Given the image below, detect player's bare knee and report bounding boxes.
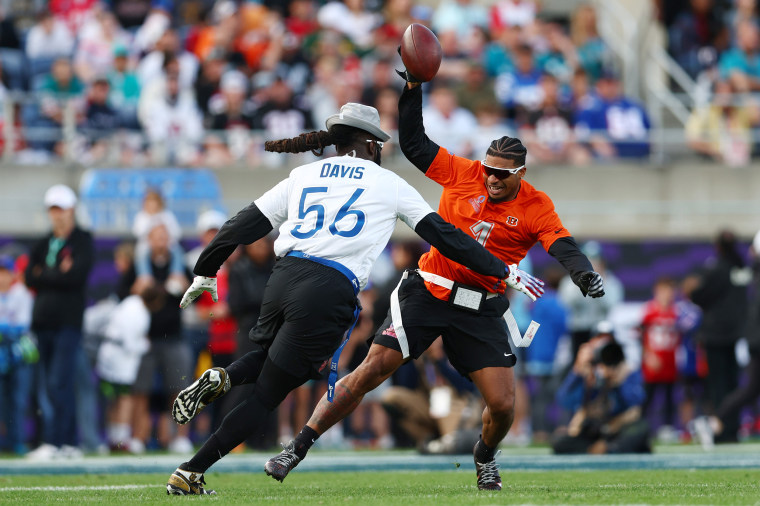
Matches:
[487,396,515,423]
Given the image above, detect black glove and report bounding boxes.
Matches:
[578,271,605,298]
[395,46,421,84]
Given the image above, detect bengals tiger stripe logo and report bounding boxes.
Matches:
[506,216,518,226]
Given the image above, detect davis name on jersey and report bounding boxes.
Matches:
[254,154,434,289]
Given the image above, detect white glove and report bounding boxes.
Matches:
[179,276,217,308]
[504,264,545,302]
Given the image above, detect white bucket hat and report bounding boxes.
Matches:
[325,103,390,142]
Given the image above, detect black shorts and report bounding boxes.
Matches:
[249,256,357,380]
[373,271,516,378]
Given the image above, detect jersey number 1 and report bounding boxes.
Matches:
[291,187,366,239]
[470,220,494,246]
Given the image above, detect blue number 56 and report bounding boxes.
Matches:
[291,187,366,239]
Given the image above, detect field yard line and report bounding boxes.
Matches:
[0,485,153,492]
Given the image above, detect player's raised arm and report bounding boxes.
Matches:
[397,83,440,173]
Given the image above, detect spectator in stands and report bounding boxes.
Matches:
[108,44,141,129]
[360,59,396,109]
[79,76,119,163]
[137,28,199,90]
[559,241,624,360]
[119,222,192,454]
[525,266,567,443]
[670,0,726,79]
[208,70,255,139]
[495,43,544,117]
[49,0,99,35]
[718,20,760,92]
[421,86,477,157]
[138,58,204,165]
[194,49,227,118]
[0,255,35,455]
[574,69,651,160]
[431,0,488,43]
[519,73,588,165]
[685,79,759,167]
[74,10,129,83]
[689,229,751,443]
[252,77,314,143]
[483,24,520,77]
[25,185,94,460]
[553,339,650,454]
[570,4,609,83]
[37,58,85,153]
[317,0,381,51]
[452,62,495,114]
[489,0,538,35]
[469,100,515,160]
[536,23,577,84]
[25,11,75,63]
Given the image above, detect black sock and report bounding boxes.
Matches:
[474,436,496,462]
[186,395,273,472]
[293,426,319,459]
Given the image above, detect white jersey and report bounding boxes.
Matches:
[255,155,434,289]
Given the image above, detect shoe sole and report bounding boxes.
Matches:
[172,370,220,425]
[264,462,286,482]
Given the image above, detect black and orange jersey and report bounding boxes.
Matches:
[418,147,570,301]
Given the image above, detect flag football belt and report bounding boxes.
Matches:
[285,251,361,402]
[390,270,540,358]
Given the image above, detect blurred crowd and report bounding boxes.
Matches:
[1,183,760,457]
[665,0,760,166]
[0,0,664,167]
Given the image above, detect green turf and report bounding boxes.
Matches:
[1,470,759,505]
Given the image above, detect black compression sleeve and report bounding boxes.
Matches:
[193,203,274,277]
[547,236,594,287]
[398,84,440,173]
[414,213,506,278]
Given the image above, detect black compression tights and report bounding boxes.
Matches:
[225,348,268,386]
[185,357,307,473]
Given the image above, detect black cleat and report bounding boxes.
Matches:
[172,367,230,425]
[166,468,216,495]
[473,442,502,491]
[265,441,302,482]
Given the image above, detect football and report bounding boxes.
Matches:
[399,23,442,82]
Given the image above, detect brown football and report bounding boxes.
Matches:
[399,23,442,82]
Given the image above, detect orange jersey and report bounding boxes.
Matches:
[418,148,571,301]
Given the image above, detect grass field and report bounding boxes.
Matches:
[1,469,759,505]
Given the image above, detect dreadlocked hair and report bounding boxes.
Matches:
[486,136,527,166]
[264,125,365,156]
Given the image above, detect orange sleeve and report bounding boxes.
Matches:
[425,147,480,188]
[532,196,571,251]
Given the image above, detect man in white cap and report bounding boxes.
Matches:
[24,184,94,460]
[164,102,539,494]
